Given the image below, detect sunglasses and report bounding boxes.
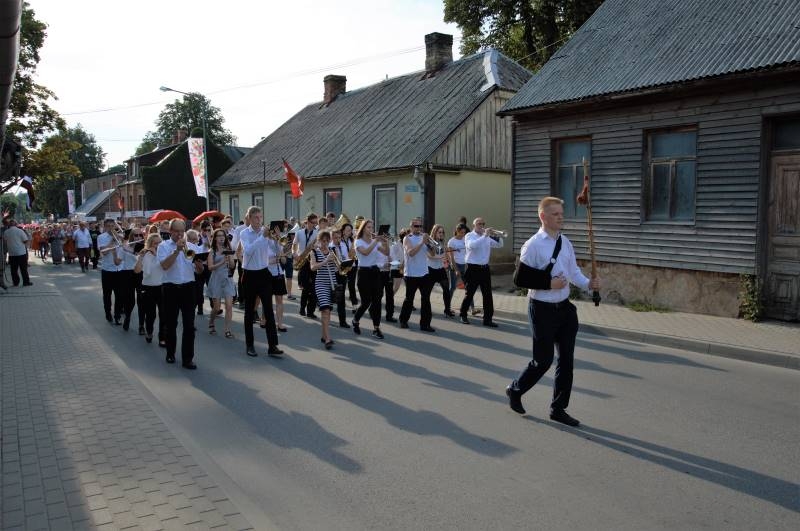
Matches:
[412,224,422,228]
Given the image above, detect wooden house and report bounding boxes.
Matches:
[500,0,800,319]
[212,33,531,262]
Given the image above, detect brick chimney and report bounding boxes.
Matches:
[323,75,347,105]
[425,32,453,74]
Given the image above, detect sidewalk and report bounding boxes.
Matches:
[0,269,256,529]
[403,274,800,370]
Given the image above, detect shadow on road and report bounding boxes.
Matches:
[527,417,799,512]
[576,336,726,372]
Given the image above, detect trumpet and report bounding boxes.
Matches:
[424,234,444,254]
[486,229,508,238]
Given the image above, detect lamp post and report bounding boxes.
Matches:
[159,86,210,210]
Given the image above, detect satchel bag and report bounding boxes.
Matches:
[513,235,562,290]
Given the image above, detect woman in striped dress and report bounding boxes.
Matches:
[310,230,338,349]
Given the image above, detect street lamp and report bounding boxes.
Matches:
[159,85,210,210]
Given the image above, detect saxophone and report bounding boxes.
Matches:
[293,232,317,270]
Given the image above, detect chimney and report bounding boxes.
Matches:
[425,32,453,74]
[323,75,347,105]
[177,127,188,143]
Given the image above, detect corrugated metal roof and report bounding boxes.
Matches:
[75,189,114,216]
[502,0,800,113]
[214,50,531,189]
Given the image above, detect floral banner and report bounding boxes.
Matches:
[188,138,207,198]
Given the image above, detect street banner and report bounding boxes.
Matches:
[67,189,75,215]
[188,137,207,198]
[127,210,144,218]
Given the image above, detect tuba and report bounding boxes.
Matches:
[333,213,351,231]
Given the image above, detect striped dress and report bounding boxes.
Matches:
[313,248,339,310]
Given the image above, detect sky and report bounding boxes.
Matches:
[31,0,463,170]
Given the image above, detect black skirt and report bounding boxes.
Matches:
[271,274,288,296]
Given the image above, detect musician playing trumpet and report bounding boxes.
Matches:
[398,217,436,333]
[330,228,351,328]
[97,218,124,325]
[459,217,503,327]
[352,219,390,339]
[426,224,454,318]
[292,213,319,319]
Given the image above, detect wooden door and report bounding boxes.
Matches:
[765,154,800,321]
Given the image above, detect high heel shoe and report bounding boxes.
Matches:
[324,339,334,350]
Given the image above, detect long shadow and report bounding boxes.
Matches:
[187,366,362,473]
[331,342,506,405]
[576,336,726,372]
[527,418,800,512]
[274,356,518,458]
[389,332,615,400]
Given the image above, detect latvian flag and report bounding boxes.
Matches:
[282,159,304,199]
[20,176,35,210]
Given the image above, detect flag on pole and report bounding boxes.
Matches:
[20,176,34,210]
[187,138,207,198]
[282,159,304,198]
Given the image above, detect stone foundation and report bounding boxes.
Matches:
[577,261,742,317]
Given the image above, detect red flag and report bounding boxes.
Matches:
[282,159,304,199]
[20,176,34,210]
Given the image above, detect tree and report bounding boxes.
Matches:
[1,193,31,222]
[22,135,81,217]
[6,3,65,150]
[135,93,236,156]
[63,124,105,181]
[443,0,603,71]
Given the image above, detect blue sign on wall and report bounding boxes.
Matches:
[405,184,419,192]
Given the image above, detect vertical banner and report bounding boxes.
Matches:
[188,137,207,198]
[67,189,75,215]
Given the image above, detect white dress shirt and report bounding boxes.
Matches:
[427,240,446,270]
[389,241,404,270]
[520,228,590,303]
[141,252,164,286]
[447,237,466,265]
[157,238,195,284]
[355,238,382,267]
[464,231,503,265]
[97,232,121,272]
[73,228,92,248]
[266,238,282,276]
[403,234,428,278]
[239,226,270,270]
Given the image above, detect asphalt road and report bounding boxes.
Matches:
[53,266,799,530]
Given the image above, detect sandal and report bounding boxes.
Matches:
[277,326,288,332]
[208,322,217,335]
[224,330,234,339]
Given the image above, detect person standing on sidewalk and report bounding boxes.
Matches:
[72,221,92,272]
[157,219,200,369]
[505,197,601,427]
[2,219,32,287]
[459,217,503,327]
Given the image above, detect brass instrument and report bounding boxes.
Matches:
[329,243,354,275]
[424,234,444,254]
[333,213,351,230]
[293,232,317,270]
[486,229,508,238]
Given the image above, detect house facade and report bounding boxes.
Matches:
[213,33,531,263]
[501,0,800,319]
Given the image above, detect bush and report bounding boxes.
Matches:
[738,274,763,322]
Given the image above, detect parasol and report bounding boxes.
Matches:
[148,210,186,223]
[193,210,225,224]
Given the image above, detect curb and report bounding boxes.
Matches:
[492,308,800,371]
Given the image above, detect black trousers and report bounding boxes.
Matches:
[298,262,318,314]
[140,284,164,340]
[119,270,138,325]
[381,270,395,318]
[513,299,579,412]
[243,268,279,349]
[399,275,433,327]
[346,265,358,304]
[76,247,90,270]
[354,266,382,327]
[428,267,452,312]
[335,274,348,325]
[459,264,494,322]
[161,282,196,363]
[101,270,123,320]
[8,254,30,286]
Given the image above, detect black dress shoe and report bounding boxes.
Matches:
[506,385,525,414]
[267,346,284,358]
[122,319,130,331]
[420,326,436,333]
[22,282,33,287]
[307,313,318,320]
[483,322,499,328]
[324,340,334,350]
[372,329,384,339]
[399,321,409,329]
[444,310,455,318]
[114,319,122,326]
[106,314,113,323]
[299,310,306,317]
[138,326,145,336]
[339,322,350,329]
[352,321,361,335]
[246,346,258,357]
[277,326,288,332]
[385,316,398,323]
[550,409,580,427]
[459,315,470,325]
[182,362,197,370]
[166,355,176,364]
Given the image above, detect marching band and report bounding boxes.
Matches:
[94,207,510,364]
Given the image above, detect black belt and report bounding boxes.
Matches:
[467,263,490,268]
[359,265,379,270]
[244,267,269,272]
[163,281,193,287]
[532,299,569,309]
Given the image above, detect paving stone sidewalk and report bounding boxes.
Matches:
[0,280,254,530]
[401,275,800,369]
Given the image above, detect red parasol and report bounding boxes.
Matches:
[193,210,224,224]
[148,210,186,223]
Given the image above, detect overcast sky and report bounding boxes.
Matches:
[32,0,462,170]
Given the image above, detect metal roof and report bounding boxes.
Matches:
[75,189,114,216]
[502,0,800,113]
[213,50,531,189]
